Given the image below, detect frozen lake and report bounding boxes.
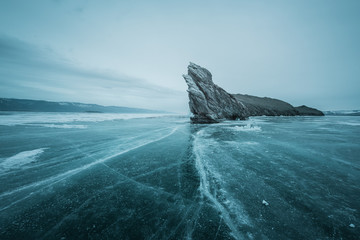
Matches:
[0,112,359,239]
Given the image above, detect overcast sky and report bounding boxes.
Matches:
[1,0,359,112]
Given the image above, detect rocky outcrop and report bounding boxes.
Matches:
[183,63,324,123]
[183,63,249,123]
[295,105,325,116]
[233,94,299,116]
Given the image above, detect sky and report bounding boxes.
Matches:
[0,0,359,112]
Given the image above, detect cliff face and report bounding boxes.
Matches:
[183,63,249,123]
[183,63,324,123]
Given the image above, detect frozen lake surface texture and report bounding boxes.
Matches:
[0,112,359,239]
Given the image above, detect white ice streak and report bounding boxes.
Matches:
[229,124,261,132]
[0,127,179,207]
[225,141,259,146]
[193,129,251,240]
[26,124,87,129]
[336,121,360,126]
[0,112,172,126]
[0,148,46,170]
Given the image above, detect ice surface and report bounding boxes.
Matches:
[0,115,359,239]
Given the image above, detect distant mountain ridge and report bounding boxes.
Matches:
[0,98,164,113]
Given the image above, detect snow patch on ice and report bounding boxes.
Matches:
[336,121,360,126]
[26,124,87,129]
[0,148,46,169]
[229,124,261,132]
[224,141,259,147]
[241,141,259,145]
[0,112,172,126]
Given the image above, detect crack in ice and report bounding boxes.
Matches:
[0,127,179,211]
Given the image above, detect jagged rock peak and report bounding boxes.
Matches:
[183,62,248,123]
[187,62,213,85]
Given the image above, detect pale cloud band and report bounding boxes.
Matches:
[0,35,187,112]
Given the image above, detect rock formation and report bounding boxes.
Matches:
[183,63,249,123]
[183,62,324,123]
[295,105,324,116]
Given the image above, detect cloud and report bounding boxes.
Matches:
[0,35,187,112]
